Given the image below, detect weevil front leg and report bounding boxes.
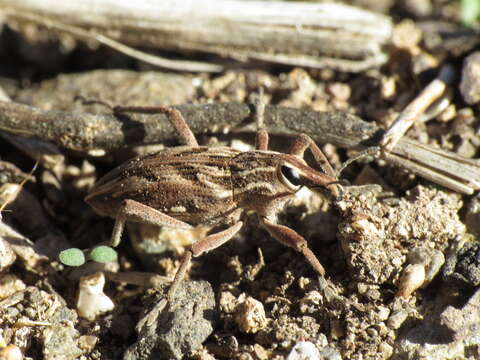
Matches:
[288,134,342,197]
[261,217,326,276]
[288,134,336,178]
[113,105,199,147]
[110,199,193,247]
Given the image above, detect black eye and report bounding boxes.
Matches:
[280,165,302,189]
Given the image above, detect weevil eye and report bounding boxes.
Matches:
[279,165,302,191]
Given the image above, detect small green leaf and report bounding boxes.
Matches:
[90,246,118,263]
[59,248,86,267]
[461,0,480,27]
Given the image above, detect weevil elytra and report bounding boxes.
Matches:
[85,99,341,305]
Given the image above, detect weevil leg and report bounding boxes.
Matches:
[110,199,193,247]
[167,221,243,301]
[254,88,269,151]
[288,134,336,178]
[288,134,342,197]
[113,105,199,147]
[260,217,326,276]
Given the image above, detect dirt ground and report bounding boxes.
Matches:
[0,1,480,359]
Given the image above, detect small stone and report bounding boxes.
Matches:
[377,306,391,322]
[440,288,480,341]
[437,104,456,122]
[78,335,98,352]
[460,52,480,104]
[76,272,114,320]
[0,275,26,299]
[192,349,216,360]
[238,353,254,360]
[42,325,83,360]
[424,250,445,285]
[124,280,216,360]
[396,263,426,297]
[388,310,408,329]
[327,83,351,101]
[443,240,480,286]
[465,194,480,236]
[219,291,237,313]
[234,296,267,334]
[252,344,269,360]
[378,342,394,358]
[0,237,16,272]
[381,76,396,100]
[286,341,320,360]
[0,344,23,360]
[128,222,209,263]
[392,20,422,50]
[401,0,432,17]
[299,291,322,314]
[365,288,381,301]
[317,346,342,360]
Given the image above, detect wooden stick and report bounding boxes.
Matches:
[1,0,392,72]
[0,100,478,194]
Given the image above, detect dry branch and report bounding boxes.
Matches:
[0,100,478,194]
[0,0,392,72]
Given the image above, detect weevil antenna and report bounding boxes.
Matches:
[336,146,381,178]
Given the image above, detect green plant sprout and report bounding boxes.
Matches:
[90,246,118,263]
[461,0,480,27]
[59,246,118,267]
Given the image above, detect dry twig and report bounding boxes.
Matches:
[0,100,478,194]
[0,0,392,72]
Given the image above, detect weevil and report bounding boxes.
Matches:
[85,99,341,305]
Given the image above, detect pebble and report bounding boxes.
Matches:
[396,263,426,297]
[401,0,432,17]
[76,272,114,320]
[377,306,391,322]
[0,344,23,360]
[0,237,15,272]
[378,342,394,358]
[286,341,320,360]
[443,239,480,286]
[124,280,216,360]
[388,310,409,329]
[299,291,322,314]
[234,296,267,334]
[42,325,83,360]
[0,275,26,299]
[460,52,480,104]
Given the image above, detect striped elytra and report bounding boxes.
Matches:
[85,145,323,226]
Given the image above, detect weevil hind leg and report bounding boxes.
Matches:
[112,105,199,147]
[110,199,193,247]
[260,217,326,276]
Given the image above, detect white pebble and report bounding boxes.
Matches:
[76,272,114,320]
[396,263,425,298]
[286,341,320,360]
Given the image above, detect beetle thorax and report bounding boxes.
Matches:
[230,151,297,212]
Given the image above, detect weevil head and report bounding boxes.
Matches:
[230,151,339,213]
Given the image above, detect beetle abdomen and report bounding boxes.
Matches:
[85,146,240,224]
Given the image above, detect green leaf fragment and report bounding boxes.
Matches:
[461,0,480,27]
[90,246,118,263]
[59,248,86,267]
